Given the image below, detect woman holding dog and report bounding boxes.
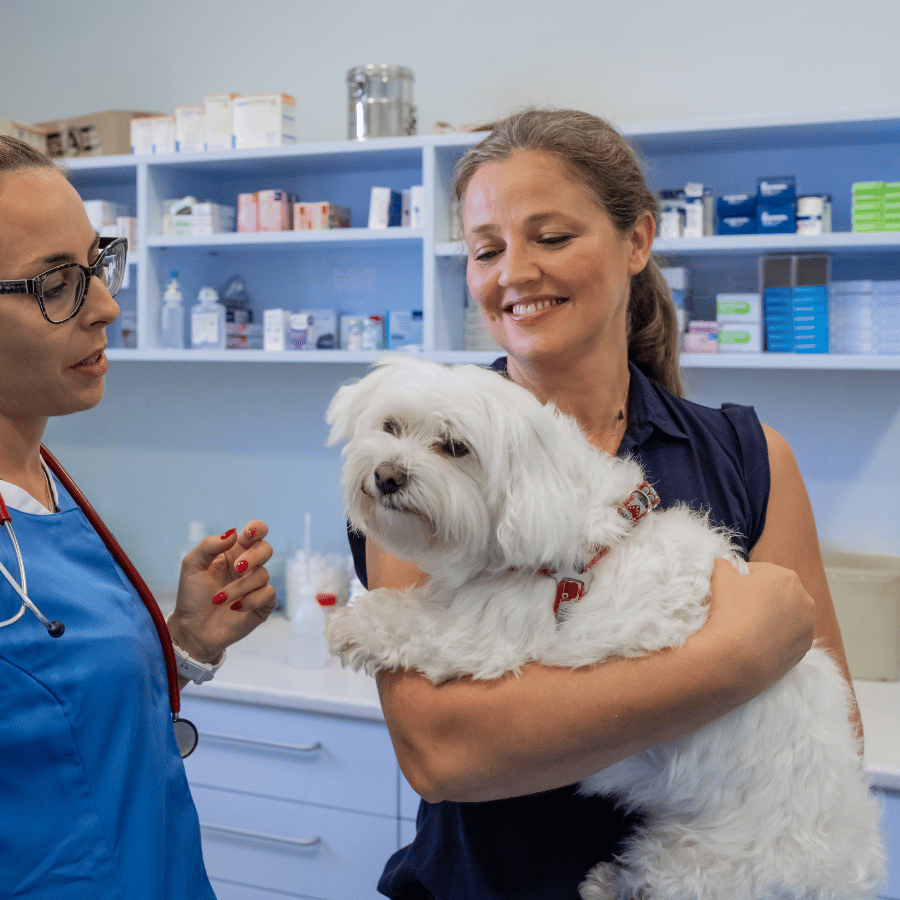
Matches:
[0,136,276,898]
[358,109,856,899]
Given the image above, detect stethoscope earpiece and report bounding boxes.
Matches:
[47,621,65,638]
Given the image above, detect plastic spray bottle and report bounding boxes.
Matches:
[191,286,226,350]
[160,272,185,349]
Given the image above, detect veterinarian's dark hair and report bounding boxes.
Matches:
[454,108,682,397]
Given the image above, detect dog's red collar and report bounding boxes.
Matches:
[541,481,660,617]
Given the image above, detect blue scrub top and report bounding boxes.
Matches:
[0,477,214,899]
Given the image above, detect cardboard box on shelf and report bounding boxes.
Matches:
[37,110,162,157]
[0,121,49,154]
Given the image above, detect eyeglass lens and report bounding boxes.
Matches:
[40,243,125,323]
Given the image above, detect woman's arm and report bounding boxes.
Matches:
[372,541,815,803]
[750,424,859,732]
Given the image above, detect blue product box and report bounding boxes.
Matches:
[757,203,797,234]
[717,215,756,236]
[717,193,756,218]
[757,176,796,204]
[794,337,829,353]
[387,310,424,349]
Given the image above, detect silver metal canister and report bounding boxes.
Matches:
[347,64,416,140]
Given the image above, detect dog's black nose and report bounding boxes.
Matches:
[374,463,408,495]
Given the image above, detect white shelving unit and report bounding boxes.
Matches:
[64,114,900,371]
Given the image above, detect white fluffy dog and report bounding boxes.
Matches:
[325,355,884,900]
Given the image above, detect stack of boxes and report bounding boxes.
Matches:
[716,294,762,352]
[131,93,297,155]
[829,280,900,354]
[852,182,900,233]
[756,177,797,235]
[762,255,829,353]
[162,199,236,236]
[717,193,757,236]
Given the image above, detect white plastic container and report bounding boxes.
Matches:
[191,286,226,350]
[289,587,331,669]
[159,273,185,349]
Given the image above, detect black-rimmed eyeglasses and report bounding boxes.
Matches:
[0,236,128,324]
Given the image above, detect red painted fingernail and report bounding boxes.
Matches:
[248,529,258,538]
[212,592,228,605]
[220,528,236,540]
[230,601,243,611]
[235,559,249,574]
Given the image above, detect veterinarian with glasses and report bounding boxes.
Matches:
[352,109,856,900]
[0,136,277,899]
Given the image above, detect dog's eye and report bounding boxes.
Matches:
[441,438,470,458]
[383,419,400,436]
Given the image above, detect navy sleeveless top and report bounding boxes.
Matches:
[348,361,770,900]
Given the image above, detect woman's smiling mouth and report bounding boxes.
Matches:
[508,297,568,317]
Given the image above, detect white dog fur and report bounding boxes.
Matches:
[325,355,884,900]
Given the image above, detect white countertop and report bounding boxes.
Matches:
[178,609,900,792]
[182,614,384,722]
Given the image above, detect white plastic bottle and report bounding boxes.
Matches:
[160,272,185,349]
[289,586,331,669]
[191,286,226,350]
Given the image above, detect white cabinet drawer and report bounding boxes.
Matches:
[878,789,900,899]
[209,877,318,900]
[193,784,395,900]
[182,696,398,816]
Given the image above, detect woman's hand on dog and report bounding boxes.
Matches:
[704,558,815,701]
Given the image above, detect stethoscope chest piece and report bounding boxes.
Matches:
[173,715,199,759]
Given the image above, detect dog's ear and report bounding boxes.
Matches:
[326,380,365,446]
[493,399,579,569]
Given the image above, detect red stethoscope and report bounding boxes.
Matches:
[0,446,198,757]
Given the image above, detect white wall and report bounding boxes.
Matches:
[2,0,899,136]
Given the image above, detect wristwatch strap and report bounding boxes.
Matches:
[171,639,226,684]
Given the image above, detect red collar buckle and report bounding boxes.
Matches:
[541,480,659,619]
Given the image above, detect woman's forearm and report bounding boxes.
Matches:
[379,561,814,803]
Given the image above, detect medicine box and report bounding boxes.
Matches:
[757,204,796,234]
[387,310,424,349]
[130,118,154,155]
[82,200,131,228]
[717,215,756,236]
[718,323,762,353]
[716,194,756,218]
[293,202,351,230]
[757,176,796,204]
[237,193,258,233]
[175,106,206,152]
[257,190,292,232]
[150,116,176,154]
[716,293,762,323]
[205,93,239,151]
[232,93,296,149]
[368,187,402,228]
[263,309,291,351]
[296,310,338,349]
[410,185,425,228]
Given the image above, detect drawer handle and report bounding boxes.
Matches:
[200,821,321,850]
[199,730,323,754]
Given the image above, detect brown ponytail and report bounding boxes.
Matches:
[454,108,683,396]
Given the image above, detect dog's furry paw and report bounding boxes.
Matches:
[323,607,366,669]
[579,862,624,900]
